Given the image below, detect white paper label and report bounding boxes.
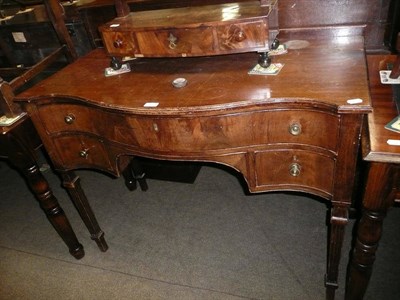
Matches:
[12,32,27,43]
[346,98,363,104]
[387,139,400,146]
[143,102,159,107]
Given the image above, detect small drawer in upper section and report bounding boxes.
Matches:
[37,103,103,135]
[101,32,138,56]
[99,1,279,58]
[260,110,340,151]
[134,27,215,57]
[216,21,268,51]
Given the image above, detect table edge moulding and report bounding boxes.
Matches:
[15,26,371,300]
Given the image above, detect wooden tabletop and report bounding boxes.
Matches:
[15,34,371,115]
[363,55,400,163]
[99,1,273,30]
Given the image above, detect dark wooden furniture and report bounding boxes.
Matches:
[0,0,90,259]
[99,0,279,61]
[0,112,85,259]
[346,55,400,300]
[15,28,371,299]
[389,34,400,79]
[0,0,91,78]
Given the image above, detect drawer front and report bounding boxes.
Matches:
[254,149,335,194]
[216,21,268,51]
[259,110,339,150]
[101,31,138,56]
[52,135,113,171]
[38,103,102,134]
[38,104,339,154]
[116,110,339,153]
[135,27,214,57]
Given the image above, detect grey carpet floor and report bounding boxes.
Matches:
[0,158,399,300]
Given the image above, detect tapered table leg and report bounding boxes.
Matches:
[325,205,349,300]
[60,170,108,252]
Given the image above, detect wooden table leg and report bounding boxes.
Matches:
[1,118,84,259]
[345,162,395,299]
[18,160,85,259]
[61,171,109,252]
[325,205,349,300]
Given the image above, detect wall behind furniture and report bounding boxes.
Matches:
[278,0,392,52]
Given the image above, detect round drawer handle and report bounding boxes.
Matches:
[167,33,178,49]
[79,149,89,159]
[289,123,302,136]
[64,114,75,125]
[234,30,246,42]
[113,39,123,48]
[289,163,301,177]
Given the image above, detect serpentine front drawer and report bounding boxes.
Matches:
[37,103,339,153]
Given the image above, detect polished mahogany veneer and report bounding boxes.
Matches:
[15,31,371,299]
[99,1,279,58]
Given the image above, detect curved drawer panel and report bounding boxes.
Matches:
[254,149,335,195]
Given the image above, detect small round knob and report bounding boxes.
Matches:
[64,114,75,125]
[289,123,302,136]
[289,163,301,177]
[234,30,246,42]
[167,33,178,49]
[113,39,123,48]
[79,149,89,158]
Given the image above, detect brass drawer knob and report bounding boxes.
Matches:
[64,113,75,125]
[289,123,302,136]
[113,39,123,48]
[167,33,178,49]
[79,149,89,159]
[289,163,301,177]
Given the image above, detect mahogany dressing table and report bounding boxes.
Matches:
[346,55,400,300]
[15,28,371,299]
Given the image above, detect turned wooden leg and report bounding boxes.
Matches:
[60,171,108,252]
[345,163,394,300]
[20,162,85,259]
[326,205,349,300]
[2,118,84,259]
